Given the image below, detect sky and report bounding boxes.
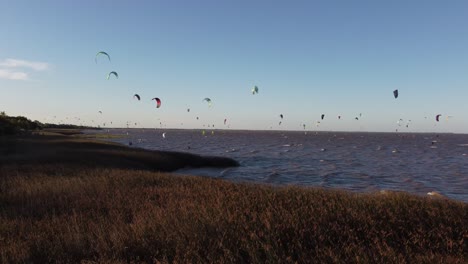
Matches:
[1,0,468,133]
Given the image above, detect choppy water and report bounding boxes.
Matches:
[93,129,468,202]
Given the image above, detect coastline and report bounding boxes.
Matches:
[0,130,466,262]
[1,129,239,171]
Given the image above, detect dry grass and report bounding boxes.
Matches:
[0,134,239,171]
[0,134,467,263]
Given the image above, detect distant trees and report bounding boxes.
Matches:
[0,112,44,135]
[0,112,99,135]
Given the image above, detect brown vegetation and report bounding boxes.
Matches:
[0,133,239,171]
[0,112,97,136]
[0,133,467,263]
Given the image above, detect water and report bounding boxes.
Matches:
[94,129,468,203]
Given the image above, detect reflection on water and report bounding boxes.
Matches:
[94,129,468,203]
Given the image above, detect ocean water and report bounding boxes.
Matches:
[93,129,468,203]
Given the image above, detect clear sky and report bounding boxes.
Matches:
[1,0,468,133]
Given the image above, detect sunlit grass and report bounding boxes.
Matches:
[1,167,466,263]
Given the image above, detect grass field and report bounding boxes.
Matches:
[0,132,466,263]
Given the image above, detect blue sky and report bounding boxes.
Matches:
[1,0,468,132]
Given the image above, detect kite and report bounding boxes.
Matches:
[152,98,161,108]
[436,114,441,122]
[107,71,118,80]
[321,114,325,120]
[252,86,259,95]
[393,89,399,99]
[95,51,110,63]
[203,98,212,107]
[134,94,141,101]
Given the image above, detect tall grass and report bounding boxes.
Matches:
[1,164,466,263]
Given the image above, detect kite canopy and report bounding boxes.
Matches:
[280,114,283,119]
[152,98,162,108]
[393,89,399,99]
[252,86,259,95]
[203,98,212,107]
[436,114,442,122]
[107,71,118,80]
[134,94,141,101]
[95,51,110,63]
[321,114,325,120]
[224,118,227,125]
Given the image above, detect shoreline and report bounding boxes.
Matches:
[0,130,466,262]
[1,129,239,172]
[86,127,465,135]
[91,128,468,203]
